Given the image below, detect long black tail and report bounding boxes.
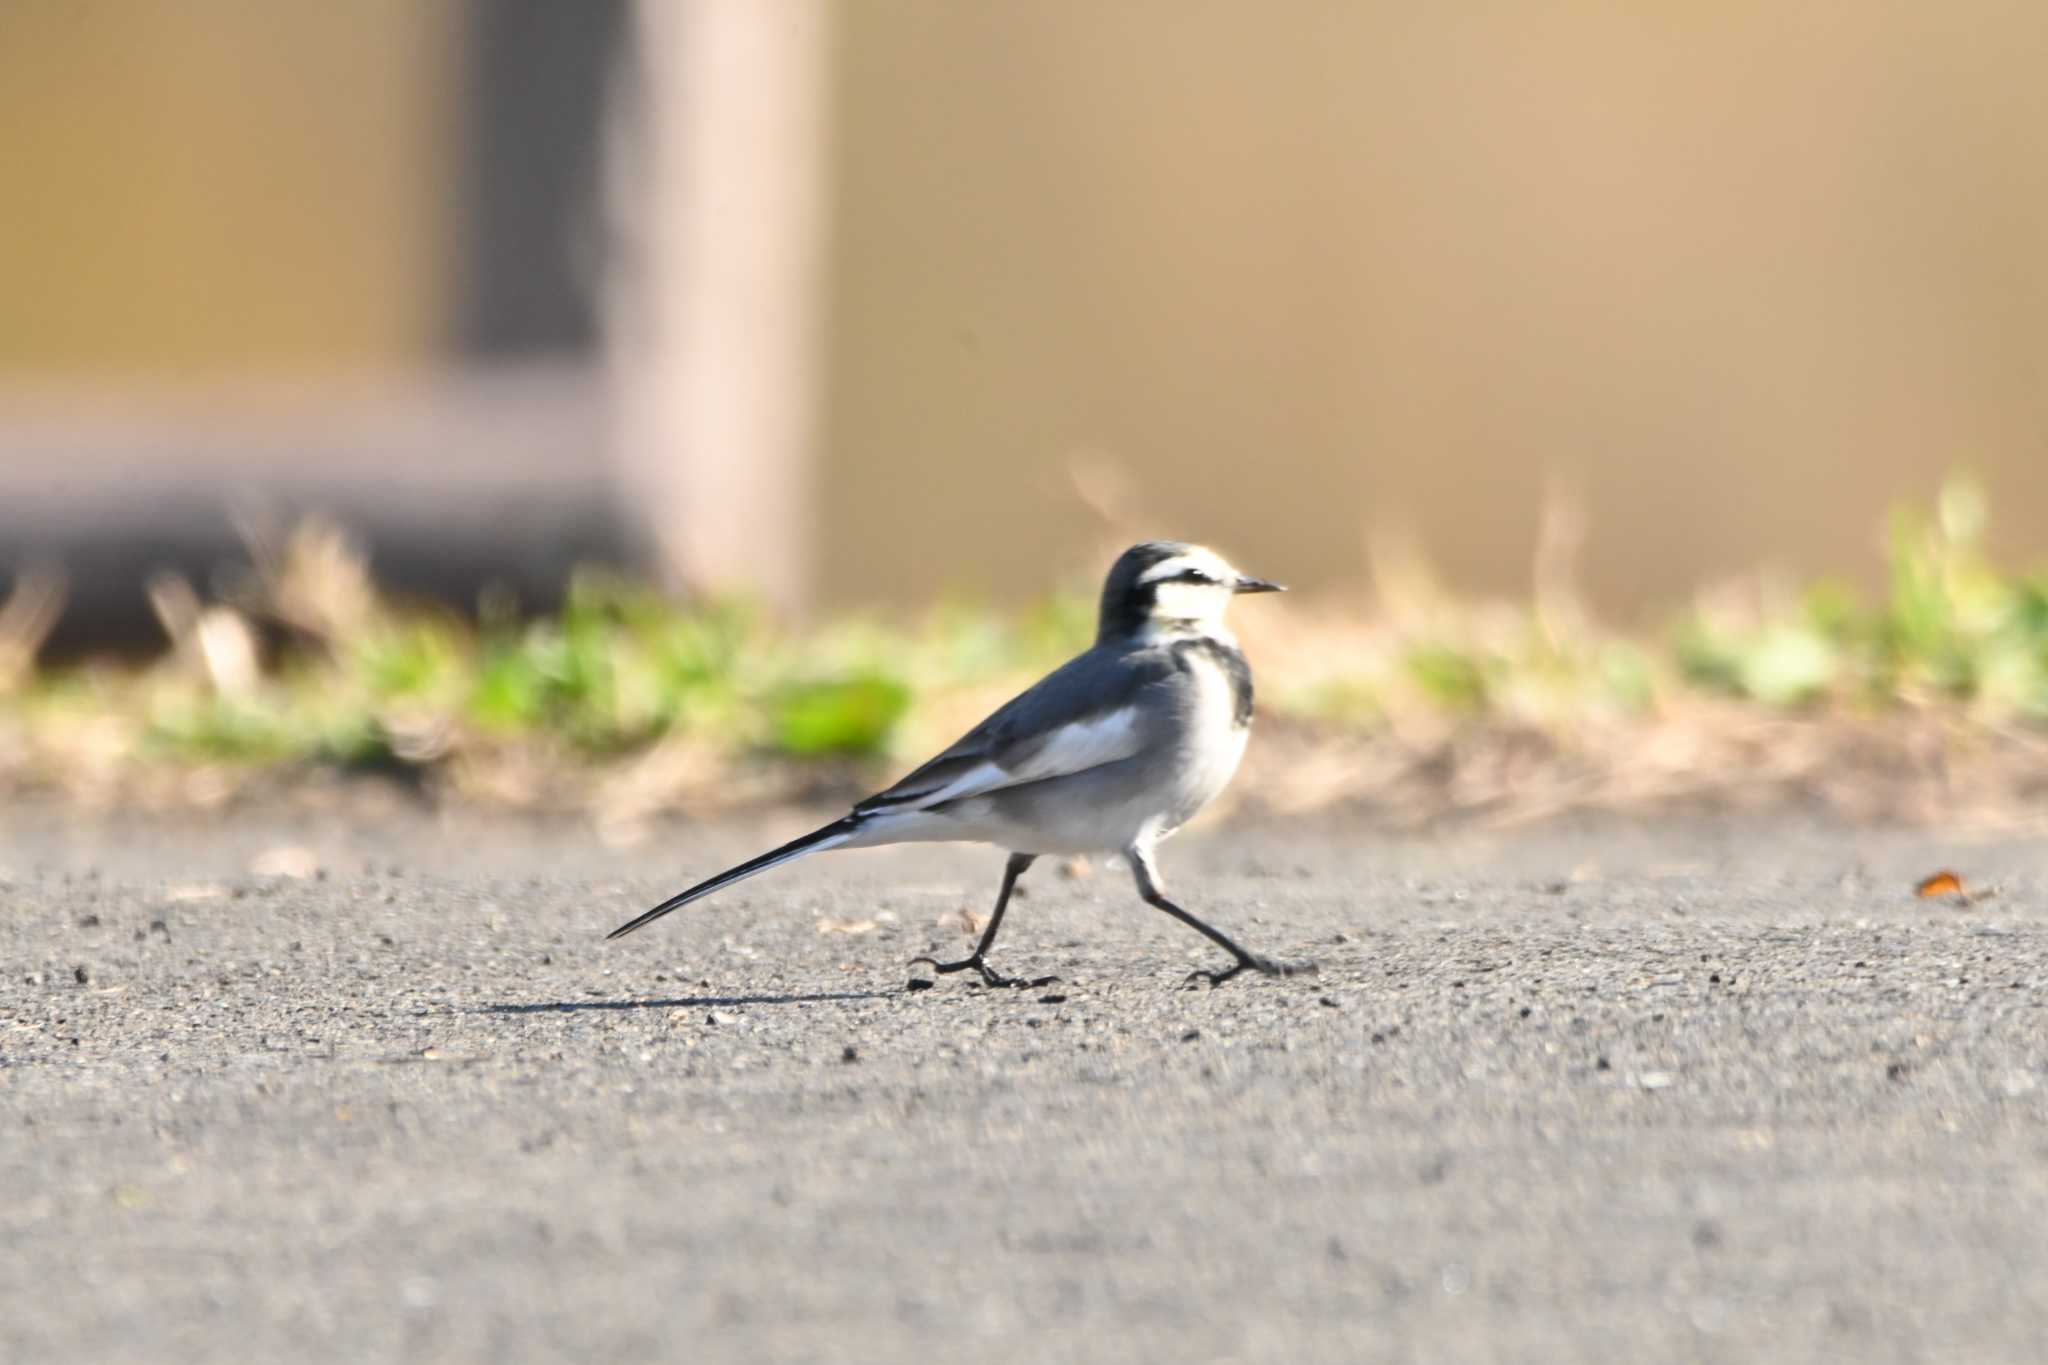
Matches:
[605,817,859,940]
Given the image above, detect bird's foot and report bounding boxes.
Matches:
[908,954,1058,990]
[1183,954,1318,989]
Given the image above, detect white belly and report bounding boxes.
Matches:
[1162,652,1250,833]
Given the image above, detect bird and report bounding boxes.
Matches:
[606,541,1314,988]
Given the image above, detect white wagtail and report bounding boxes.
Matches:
[608,541,1313,987]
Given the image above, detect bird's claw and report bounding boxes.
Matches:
[907,954,1057,990]
[1182,955,1319,989]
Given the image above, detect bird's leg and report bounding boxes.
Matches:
[909,853,1055,988]
[1127,845,1317,988]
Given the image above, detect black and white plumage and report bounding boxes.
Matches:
[607,541,1312,987]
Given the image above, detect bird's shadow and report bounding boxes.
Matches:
[481,990,895,1015]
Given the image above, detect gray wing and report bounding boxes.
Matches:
[854,647,1177,817]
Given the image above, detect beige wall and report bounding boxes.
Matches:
[6,3,2048,618]
[0,1,458,378]
[822,2,2048,617]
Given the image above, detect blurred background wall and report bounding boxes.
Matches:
[4,0,2046,644]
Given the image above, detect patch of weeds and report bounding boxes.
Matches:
[1404,644,1492,712]
[1673,477,2048,715]
[767,674,912,757]
[15,477,2048,805]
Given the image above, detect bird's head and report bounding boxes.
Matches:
[1096,541,1285,644]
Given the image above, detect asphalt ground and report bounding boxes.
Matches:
[3,806,2045,1363]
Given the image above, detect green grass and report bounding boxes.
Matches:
[1671,479,2048,715]
[5,479,2048,805]
[4,563,1084,787]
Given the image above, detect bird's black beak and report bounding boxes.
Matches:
[1233,575,1286,595]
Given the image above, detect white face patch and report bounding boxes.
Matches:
[1138,547,1240,632]
[1149,579,1232,628]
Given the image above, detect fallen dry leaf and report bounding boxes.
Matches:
[934,909,984,937]
[249,846,320,879]
[815,916,880,936]
[1914,869,1997,906]
[1916,869,1965,898]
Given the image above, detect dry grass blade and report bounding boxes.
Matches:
[148,571,262,699]
[245,516,381,645]
[0,564,67,693]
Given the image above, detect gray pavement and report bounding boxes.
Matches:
[3,806,2046,1363]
